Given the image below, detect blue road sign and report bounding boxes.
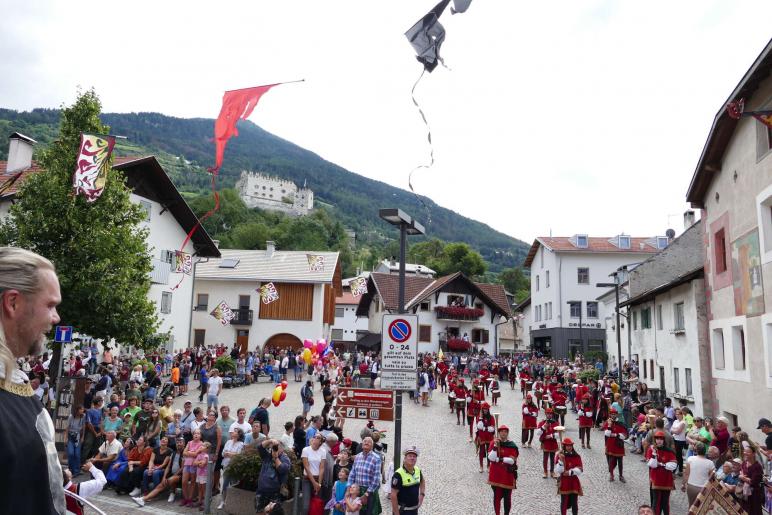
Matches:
[54,325,73,343]
[388,319,412,343]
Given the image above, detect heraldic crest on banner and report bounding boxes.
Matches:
[72,133,116,202]
[210,300,235,326]
[174,251,193,275]
[350,276,368,297]
[307,254,325,272]
[259,282,279,304]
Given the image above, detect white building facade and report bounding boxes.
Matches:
[191,246,341,353]
[331,292,369,347]
[523,235,662,359]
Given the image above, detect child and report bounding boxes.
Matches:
[344,483,362,515]
[330,467,349,515]
[193,442,211,508]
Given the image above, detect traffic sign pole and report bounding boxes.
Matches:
[394,223,406,471]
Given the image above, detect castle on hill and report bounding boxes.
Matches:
[235,171,314,216]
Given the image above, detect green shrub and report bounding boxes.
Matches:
[578,369,599,383]
[214,355,236,374]
[226,444,302,494]
[584,351,608,366]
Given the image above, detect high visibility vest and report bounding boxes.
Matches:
[395,465,422,487]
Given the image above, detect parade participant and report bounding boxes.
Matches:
[577,394,594,449]
[447,372,457,413]
[533,378,545,410]
[521,395,539,448]
[390,446,425,515]
[520,368,531,398]
[555,438,583,515]
[537,408,560,478]
[0,248,65,515]
[508,363,517,390]
[487,425,518,515]
[63,461,107,515]
[454,379,468,426]
[602,408,628,482]
[574,379,589,408]
[552,385,568,426]
[646,430,677,514]
[480,365,491,395]
[467,380,484,440]
[476,402,496,473]
[490,377,501,406]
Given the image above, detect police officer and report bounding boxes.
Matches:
[390,446,426,515]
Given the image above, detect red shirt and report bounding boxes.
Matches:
[645,446,676,490]
[557,452,583,495]
[712,427,730,454]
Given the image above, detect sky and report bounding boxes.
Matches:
[1,1,771,244]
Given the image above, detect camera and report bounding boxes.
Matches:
[272,444,279,452]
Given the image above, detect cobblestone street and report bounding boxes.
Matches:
[89,377,691,514]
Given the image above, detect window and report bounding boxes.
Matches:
[576,235,588,248]
[161,291,172,314]
[419,301,430,312]
[535,305,542,321]
[139,200,152,221]
[569,302,581,318]
[674,302,685,331]
[196,293,209,311]
[194,329,205,347]
[568,340,583,358]
[545,271,550,288]
[685,368,693,396]
[756,113,772,158]
[657,236,669,249]
[331,328,344,340]
[588,340,604,351]
[643,359,647,379]
[618,235,631,249]
[471,329,490,344]
[239,295,250,309]
[577,267,589,284]
[641,307,651,329]
[715,228,727,273]
[649,359,654,379]
[656,305,663,330]
[419,325,432,342]
[633,310,638,330]
[475,302,484,311]
[673,367,680,393]
[536,275,540,291]
[335,307,344,318]
[732,325,746,370]
[160,249,174,264]
[547,302,552,320]
[219,258,240,269]
[374,297,380,312]
[713,328,725,369]
[587,301,598,318]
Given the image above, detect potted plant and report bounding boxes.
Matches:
[223,444,302,515]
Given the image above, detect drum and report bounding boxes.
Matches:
[555,405,567,416]
[491,389,500,400]
[455,399,467,407]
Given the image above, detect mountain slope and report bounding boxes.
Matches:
[0,108,529,271]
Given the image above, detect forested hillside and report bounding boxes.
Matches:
[0,108,530,272]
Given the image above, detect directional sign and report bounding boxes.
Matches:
[380,370,418,391]
[381,314,418,371]
[334,387,394,421]
[54,326,73,343]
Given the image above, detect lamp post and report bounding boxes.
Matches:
[379,208,425,470]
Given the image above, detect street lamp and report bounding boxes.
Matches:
[378,208,425,470]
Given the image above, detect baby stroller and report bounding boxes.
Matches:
[157,381,174,403]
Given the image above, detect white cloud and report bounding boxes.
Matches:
[1,0,770,244]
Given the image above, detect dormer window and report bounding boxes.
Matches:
[656,236,668,249]
[575,235,588,248]
[618,235,631,249]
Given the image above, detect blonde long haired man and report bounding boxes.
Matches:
[0,247,64,514]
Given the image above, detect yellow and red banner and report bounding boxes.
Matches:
[72,133,116,202]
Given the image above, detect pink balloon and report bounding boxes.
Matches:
[303,339,314,349]
[316,342,326,354]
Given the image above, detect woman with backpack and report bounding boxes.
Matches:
[419,368,430,407]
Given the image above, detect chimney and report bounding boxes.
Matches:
[683,210,696,230]
[7,133,36,173]
[266,240,275,257]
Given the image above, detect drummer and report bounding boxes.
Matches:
[467,380,483,441]
[490,377,501,406]
[454,378,469,425]
[537,408,560,478]
[533,378,545,410]
[555,437,583,515]
[552,386,568,426]
[520,368,531,398]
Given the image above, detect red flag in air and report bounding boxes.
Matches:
[211,84,279,173]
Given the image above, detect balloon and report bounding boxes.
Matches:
[280,391,287,402]
[317,338,327,346]
[303,348,312,365]
[272,399,280,407]
[272,385,282,403]
[303,339,314,349]
[311,357,318,366]
[281,380,288,390]
[316,342,326,354]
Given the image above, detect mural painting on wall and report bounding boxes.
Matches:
[731,229,765,316]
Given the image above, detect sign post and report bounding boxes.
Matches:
[333,387,395,421]
[380,314,418,388]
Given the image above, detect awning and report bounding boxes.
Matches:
[356,332,381,350]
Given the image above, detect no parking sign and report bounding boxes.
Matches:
[381,314,418,375]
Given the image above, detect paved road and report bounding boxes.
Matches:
[87,375,690,514]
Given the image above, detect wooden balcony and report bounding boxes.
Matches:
[434,306,483,321]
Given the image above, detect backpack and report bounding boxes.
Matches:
[418,374,426,387]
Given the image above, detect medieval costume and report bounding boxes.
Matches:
[476,402,496,472]
[537,408,560,478]
[555,438,583,515]
[521,395,539,447]
[577,394,594,449]
[645,431,677,515]
[602,408,628,482]
[487,425,518,515]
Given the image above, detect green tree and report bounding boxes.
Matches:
[498,267,530,302]
[437,242,487,278]
[408,238,445,265]
[0,90,159,346]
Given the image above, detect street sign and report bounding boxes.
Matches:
[334,387,394,421]
[54,326,73,343]
[381,314,418,371]
[380,370,418,391]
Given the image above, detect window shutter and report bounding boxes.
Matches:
[482,330,489,344]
